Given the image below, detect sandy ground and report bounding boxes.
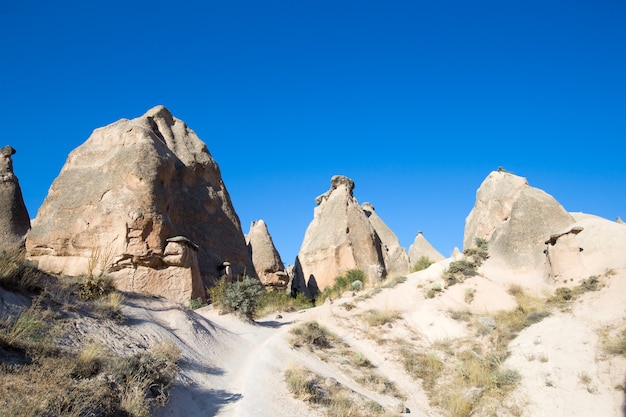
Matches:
[97,262,623,417]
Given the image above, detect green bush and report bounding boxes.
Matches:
[411,256,434,272]
[316,269,366,304]
[223,276,263,320]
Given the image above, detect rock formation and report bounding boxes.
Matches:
[545,213,626,283]
[361,202,409,276]
[26,106,255,303]
[464,171,575,274]
[407,231,445,266]
[0,146,30,252]
[246,220,288,289]
[294,176,387,295]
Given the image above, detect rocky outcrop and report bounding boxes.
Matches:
[361,202,409,276]
[26,106,255,302]
[545,213,626,283]
[246,220,288,289]
[407,231,445,266]
[0,146,30,253]
[464,171,575,273]
[294,176,387,295]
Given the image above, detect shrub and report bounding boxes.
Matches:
[223,276,263,320]
[411,256,434,272]
[316,269,366,304]
[78,275,115,301]
[290,321,335,349]
[400,349,443,389]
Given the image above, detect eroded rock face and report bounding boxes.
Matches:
[246,220,287,289]
[361,202,409,276]
[0,146,30,252]
[545,213,626,284]
[26,106,254,302]
[294,175,387,295]
[407,231,445,266]
[464,171,575,273]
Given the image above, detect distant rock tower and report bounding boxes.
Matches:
[407,231,444,267]
[0,146,30,252]
[294,175,388,295]
[246,220,288,289]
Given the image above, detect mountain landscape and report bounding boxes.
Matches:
[1,107,625,417]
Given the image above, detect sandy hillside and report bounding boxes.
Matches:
[94,259,626,417]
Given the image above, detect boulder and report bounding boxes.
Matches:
[407,231,445,266]
[246,220,288,289]
[464,171,575,274]
[294,175,387,295]
[361,202,409,276]
[26,106,255,302]
[0,146,30,252]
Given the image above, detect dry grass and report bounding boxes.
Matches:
[0,252,179,417]
[284,365,389,416]
[290,321,336,349]
[363,309,401,327]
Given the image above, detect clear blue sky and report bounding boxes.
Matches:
[1,1,624,265]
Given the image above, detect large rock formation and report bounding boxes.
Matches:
[26,106,255,303]
[0,146,30,252]
[294,176,387,295]
[544,213,626,284]
[361,202,409,276]
[407,231,445,266]
[246,220,288,289]
[464,171,575,274]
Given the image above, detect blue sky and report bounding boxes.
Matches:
[1,1,624,265]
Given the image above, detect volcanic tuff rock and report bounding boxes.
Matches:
[361,202,409,276]
[0,146,30,252]
[407,231,445,266]
[294,175,387,294]
[464,171,575,274]
[246,220,287,289]
[26,106,254,302]
[544,213,626,284]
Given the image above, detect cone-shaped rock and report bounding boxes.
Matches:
[294,176,386,295]
[26,106,254,302]
[246,220,287,288]
[408,231,445,266]
[464,171,575,273]
[361,202,409,276]
[0,146,30,252]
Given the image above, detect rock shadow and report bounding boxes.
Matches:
[154,385,242,416]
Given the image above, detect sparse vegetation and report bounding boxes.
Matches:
[382,275,407,288]
[256,290,314,316]
[603,328,626,356]
[442,238,489,286]
[363,309,401,327]
[290,321,336,349]
[0,251,178,417]
[284,365,388,416]
[464,288,476,304]
[316,269,367,305]
[412,256,434,272]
